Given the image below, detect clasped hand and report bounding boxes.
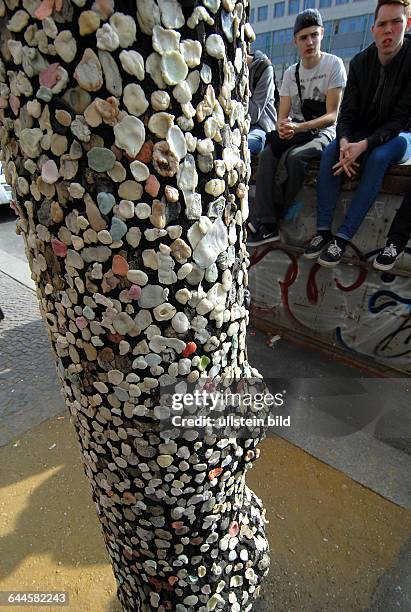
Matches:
[278,117,300,140]
[332,138,367,178]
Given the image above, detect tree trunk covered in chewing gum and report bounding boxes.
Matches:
[0,0,269,609]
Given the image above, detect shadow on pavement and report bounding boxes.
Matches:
[0,416,109,580]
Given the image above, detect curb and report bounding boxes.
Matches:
[0,249,35,291]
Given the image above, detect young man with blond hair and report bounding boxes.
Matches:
[304,0,411,266]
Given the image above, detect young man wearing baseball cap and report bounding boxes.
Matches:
[248,8,346,246]
[304,0,411,266]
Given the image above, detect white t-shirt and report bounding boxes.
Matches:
[279,52,347,140]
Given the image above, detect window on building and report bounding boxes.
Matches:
[274,1,285,17]
[250,8,255,22]
[336,0,349,4]
[289,0,300,14]
[253,32,273,55]
[304,0,316,8]
[333,46,361,58]
[273,28,294,45]
[364,14,374,37]
[258,5,268,20]
[321,20,333,51]
[338,15,368,33]
[319,0,331,7]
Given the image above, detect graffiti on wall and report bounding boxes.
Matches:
[249,244,411,373]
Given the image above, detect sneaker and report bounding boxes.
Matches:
[247,222,280,247]
[373,242,402,271]
[304,234,331,259]
[318,240,345,267]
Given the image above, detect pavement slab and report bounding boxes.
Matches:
[247,332,411,510]
[0,272,65,446]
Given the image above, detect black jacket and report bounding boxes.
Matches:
[337,33,411,149]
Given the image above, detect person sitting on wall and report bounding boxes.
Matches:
[373,184,411,270]
[247,8,346,246]
[247,51,278,155]
[304,0,411,267]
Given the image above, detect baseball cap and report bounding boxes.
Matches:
[293,8,323,35]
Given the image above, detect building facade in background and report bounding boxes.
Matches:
[250,0,376,78]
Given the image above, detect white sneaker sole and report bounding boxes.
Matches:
[373,259,396,271]
[303,249,324,260]
[317,256,341,268]
[247,235,280,247]
[303,238,332,260]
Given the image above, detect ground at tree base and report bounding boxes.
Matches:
[0,414,410,612]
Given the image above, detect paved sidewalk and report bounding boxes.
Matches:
[0,271,64,446]
[248,332,411,510]
[0,415,410,612]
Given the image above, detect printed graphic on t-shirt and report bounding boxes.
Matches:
[279,53,347,139]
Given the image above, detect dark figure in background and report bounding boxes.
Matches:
[247,51,278,154]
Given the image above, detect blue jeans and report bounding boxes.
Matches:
[317,132,411,240]
[248,127,266,154]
